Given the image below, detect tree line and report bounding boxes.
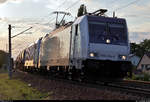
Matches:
[130,39,150,57]
[0,50,8,68]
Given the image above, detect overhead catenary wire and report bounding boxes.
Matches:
[12,1,73,58]
[11,27,33,38]
[44,0,70,25]
[18,1,69,31]
[110,0,120,4]
[48,0,80,24]
[12,25,42,51]
[114,0,141,11]
[65,0,80,11]
[12,0,80,44]
[44,0,68,18]
[56,0,68,10]
[34,0,78,24]
[107,0,121,9]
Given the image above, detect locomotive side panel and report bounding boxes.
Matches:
[79,16,89,59]
[39,26,71,67]
[69,16,89,69]
[40,36,60,66]
[34,38,42,68]
[24,44,36,67]
[16,50,26,69]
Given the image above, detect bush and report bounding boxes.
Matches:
[143,73,150,81]
[131,73,150,81]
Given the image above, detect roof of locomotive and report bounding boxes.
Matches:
[50,14,126,32]
[49,21,73,35]
[45,14,127,39]
[86,15,126,23]
[48,15,90,35]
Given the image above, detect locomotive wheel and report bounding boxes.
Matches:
[77,71,85,82]
[67,68,85,82]
[68,71,72,80]
[29,67,33,73]
[75,70,85,82]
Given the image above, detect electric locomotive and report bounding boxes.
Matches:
[16,9,132,81]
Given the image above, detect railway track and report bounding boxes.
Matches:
[104,81,150,98]
[16,69,150,99]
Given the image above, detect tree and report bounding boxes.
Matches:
[130,39,150,57]
[0,50,8,68]
[77,4,87,17]
[130,43,139,54]
[130,43,142,57]
[140,39,150,52]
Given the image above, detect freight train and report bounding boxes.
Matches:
[15,9,132,81]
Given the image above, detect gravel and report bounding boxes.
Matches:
[12,71,142,100]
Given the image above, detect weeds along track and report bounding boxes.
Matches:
[16,69,150,100]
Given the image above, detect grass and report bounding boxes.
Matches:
[131,73,150,81]
[0,73,51,100]
[125,72,150,82]
[0,68,8,73]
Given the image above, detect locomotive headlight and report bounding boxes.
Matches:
[122,56,127,60]
[90,53,95,57]
[119,55,127,60]
[106,39,111,44]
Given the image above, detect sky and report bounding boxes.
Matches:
[0,0,150,58]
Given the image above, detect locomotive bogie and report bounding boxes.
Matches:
[82,59,131,78]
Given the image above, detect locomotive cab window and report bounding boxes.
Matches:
[88,21,128,45]
[109,23,127,44]
[89,22,107,43]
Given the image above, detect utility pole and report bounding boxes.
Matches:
[8,25,32,79]
[8,24,12,79]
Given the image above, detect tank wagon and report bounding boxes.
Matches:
[16,10,132,81]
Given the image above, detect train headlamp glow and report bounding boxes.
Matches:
[122,56,127,60]
[106,39,111,44]
[90,53,95,57]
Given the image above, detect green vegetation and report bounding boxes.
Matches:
[130,39,150,81]
[131,39,150,57]
[0,67,8,73]
[0,73,50,100]
[0,50,8,68]
[127,73,150,81]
